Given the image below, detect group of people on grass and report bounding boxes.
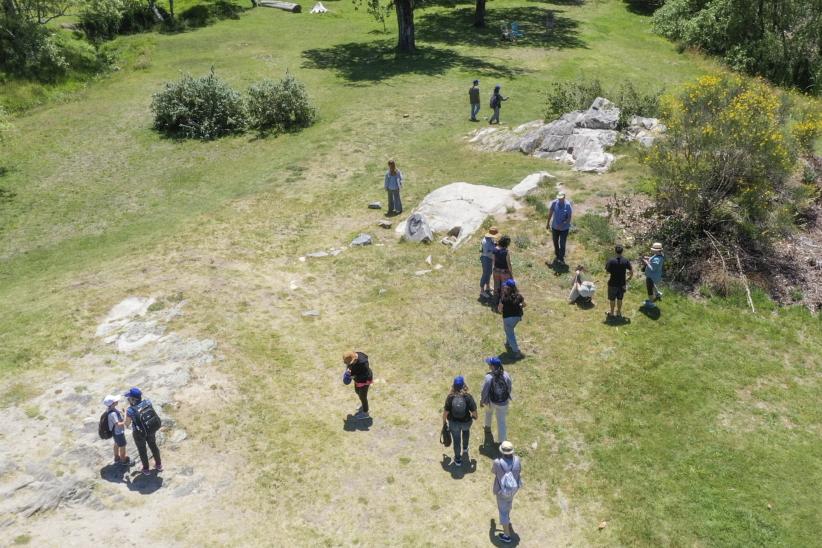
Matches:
[469,80,510,125]
[100,387,163,477]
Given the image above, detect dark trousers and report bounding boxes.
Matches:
[387,189,402,214]
[551,228,569,262]
[355,384,370,413]
[133,429,161,470]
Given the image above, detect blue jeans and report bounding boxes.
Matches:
[480,256,492,289]
[448,419,472,458]
[387,189,402,213]
[503,316,521,353]
[496,493,514,525]
[551,228,569,262]
[470,103,480,120]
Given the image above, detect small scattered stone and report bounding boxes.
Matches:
[441,236,457,246]
[289,280,299,290]
[378,220,393,229]
[378,289,387,295]
[329,248,344,256]
[414,270,432,276]
[368,202,382,209]
[302,310,320,317]
[598,521,608,530]
[531,441,538,450]
[350,234,373,247]
[425,255,432,265]
[306,251,329,258]
[298,256,306,262]
[434,264,443,270]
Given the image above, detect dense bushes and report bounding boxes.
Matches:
[652,0,821,94]
[643,75,803,282]
[246,75,317,133]
[79,0,160,42]
[151,71,318,140]
[0,19,69,81]
[151,71,247,140]
[544,80,662,127]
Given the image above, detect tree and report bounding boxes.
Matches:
[474,0,485,27]
[355,0,415,52]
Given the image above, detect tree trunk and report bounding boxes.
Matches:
[395,0,415,53]
[474,0,486,27]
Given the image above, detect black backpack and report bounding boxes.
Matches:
[134,400,162,434]
[490,94,498,108]
[98,410,114,440]
[490,371,510,404]
[451,394,468,420]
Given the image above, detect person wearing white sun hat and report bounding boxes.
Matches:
[492,440,522,543]
[102,394,129,466]
[642,242,665,308]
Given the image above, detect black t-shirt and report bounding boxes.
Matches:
[493,248,509,270]
[606,256,633,287]
[348,352,373,383]
[444,392,477,422]
[501,293,524,318]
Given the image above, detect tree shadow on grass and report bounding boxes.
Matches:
[417,6,585,49]
[622,0,661,16]
[301,40,528,83]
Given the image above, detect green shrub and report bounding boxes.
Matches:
[0,19,68,81]
[151,70,247,140]
[246,74,317,134]
[614,81,662,127]
[80,0,125,42]
[180,4,213,27]
[576,212,615,246]
[544,79,603,121]
[119,0,163,34]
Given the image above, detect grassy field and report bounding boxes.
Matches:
[1,0,820,545]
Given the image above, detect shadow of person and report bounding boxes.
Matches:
[639,305,661,320]
[488,518,521,546]
[440,454,478,479]
[343,414,374,432]
[547,260,570,275]
[127,472,164,495]
[575,299,595,310]
[603,314,631,326]
[100,463,128,484]
[479,427,501,460]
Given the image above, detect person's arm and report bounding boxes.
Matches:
[384,172,389,190]
[397,170,403,188]
[443,396,450,425]
[115,411,125,428]
[546,202,554,229]
[442,410,448,425]
[520,296,526,309]
[626,263,633,282]
[124,410,132,428]
[497,299,503,313]
[506,252,513,276]
[469,396,478,420]
[567,203,572,227]
[506,373,513,400]
[480,376,490,406]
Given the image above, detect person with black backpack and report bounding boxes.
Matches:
[123,387,163,476]
[100,394,130,466]
[441,375,478,467]
[480,357,513,446]
[488,85,509,124]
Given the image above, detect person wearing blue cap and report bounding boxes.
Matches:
[469,79,481,121]
[481,358,513,445]
[488,85,509,125]
[442,375,478,466]
[123,387,163,475]
[497,278,525,360]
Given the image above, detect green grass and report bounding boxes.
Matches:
[1,0,820,545]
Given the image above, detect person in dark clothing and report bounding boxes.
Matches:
[489,85,509,124]
[469,80,481,121]
[344,351,373,419]
[123,387,162,476]
[497,279,526,360]
[492,235,513,306]
[442,375,478,466]
[605,244,633,319]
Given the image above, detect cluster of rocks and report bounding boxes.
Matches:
[469,98,666,173]
[395,172,553,248]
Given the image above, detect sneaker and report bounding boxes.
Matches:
[118,457,131,467]
[499,534,512,543]
[154,463,163,472]
[453,458,462,466]
[512,351,525,361]
[141,468,151,476]
[353,411,370,420]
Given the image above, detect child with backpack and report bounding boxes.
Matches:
[492,441,522,543]
[488,84,509,124]
[100,394,129,466]
[441,375,478,467]
[480,357,513,445]
[124,387,163,476]
[343,350,373,419]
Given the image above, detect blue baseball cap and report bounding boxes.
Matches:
[504,279,517,288]
[453,375,465,388]
[485,357,502,367]
[123,387,142,399]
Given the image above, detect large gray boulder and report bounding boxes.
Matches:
[577,97,620,130]
[402,213,434,243]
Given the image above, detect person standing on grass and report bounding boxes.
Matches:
[492,235,513,306]
[642,242,665,308]
[479,226,498,300]
[546,192,572,265]
[492,440,522,544]
[469,79,481,121]
[605,245,633,319]
[344,350,373,419]
[123,387,162,476]
[384,159,403,216]
[489,85,508,125]
[497,279,525,360]
[481,357,512,445]
[442,375,478,467]
[103,394,130,466]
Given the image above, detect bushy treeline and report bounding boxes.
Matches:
[650,0,821,94]
[151,71,317,140]
[544,80,663,127]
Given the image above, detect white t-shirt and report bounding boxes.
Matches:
[107,408,124,435]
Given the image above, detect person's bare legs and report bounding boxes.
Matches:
[113,443,119,462]
[117,444,127,462]
[616,298,623,317]
[609,299,615,315]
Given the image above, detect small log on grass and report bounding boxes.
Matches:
[258,0,302,12]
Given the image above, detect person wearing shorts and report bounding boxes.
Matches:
[605,245,633,319]
[103,394,129,466]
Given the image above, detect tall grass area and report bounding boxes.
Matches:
[1,0,820,544]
